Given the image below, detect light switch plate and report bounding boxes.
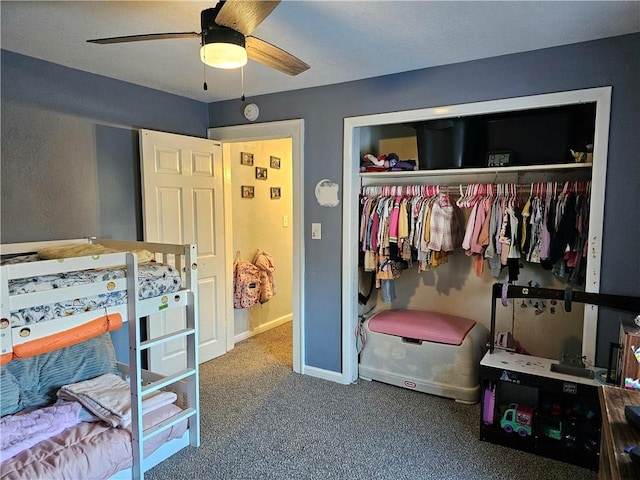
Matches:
[311,223,321,239]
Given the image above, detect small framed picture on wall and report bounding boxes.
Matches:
[270,156,281,169]
[270,187,281,199]
[241,185,255,198]
[240,152,254,166]
[255,167,268,180]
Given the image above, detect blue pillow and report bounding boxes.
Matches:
[0,332,119,416]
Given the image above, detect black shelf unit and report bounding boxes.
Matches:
[480,359,601,471]
[480,283,640,471]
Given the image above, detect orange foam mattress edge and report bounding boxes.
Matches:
[9,313,123,363]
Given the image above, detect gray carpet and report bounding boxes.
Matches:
[146,322,597,479]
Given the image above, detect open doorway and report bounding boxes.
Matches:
[208,119,305,374]
[227,138,293,346]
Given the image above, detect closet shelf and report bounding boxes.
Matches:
[360,163,593,186]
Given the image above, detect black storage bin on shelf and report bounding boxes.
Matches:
[485,110,574,166]
[414,118,480,170]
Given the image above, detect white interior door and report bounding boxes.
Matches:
[140,128,227,374]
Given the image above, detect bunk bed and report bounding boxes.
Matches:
[0,238,200,480]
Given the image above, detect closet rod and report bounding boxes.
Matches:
[361,181,590,197]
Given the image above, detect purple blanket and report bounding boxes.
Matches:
[0,401,81,461]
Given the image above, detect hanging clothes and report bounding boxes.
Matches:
[542,182,590,284]
[358,180,592,300]
[252,250,276,304]
[359,185,464,302]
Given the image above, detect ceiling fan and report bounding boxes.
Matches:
[87,0,309,76]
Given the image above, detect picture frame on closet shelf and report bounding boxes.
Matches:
[240,152,254,166]
[270,187,281,199]
[255,167,268,180]
[270,156,281,169]
[241,185,255,198]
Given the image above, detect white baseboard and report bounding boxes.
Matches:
[233,314,349,385]
[234,314,292,343]
[302,365,350,384]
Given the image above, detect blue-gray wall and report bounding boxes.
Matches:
[208,33,640,371]
[1,49,208,243]
[1,50,208,362]
[2,34,638,372]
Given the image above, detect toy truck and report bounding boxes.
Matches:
[500,403,534,437]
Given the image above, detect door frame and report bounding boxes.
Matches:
[208,119,305,374]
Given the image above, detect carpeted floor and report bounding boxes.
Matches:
[145,322,597,479]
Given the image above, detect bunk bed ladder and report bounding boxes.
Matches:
[126,245,200,480]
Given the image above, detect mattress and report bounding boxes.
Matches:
[2,254,182,326]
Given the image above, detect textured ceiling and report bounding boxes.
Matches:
[2,1,639,102]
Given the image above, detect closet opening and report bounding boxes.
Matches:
[358,180,590,362]
[342,87,611,384]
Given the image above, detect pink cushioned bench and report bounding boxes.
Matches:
[359,309,488,403]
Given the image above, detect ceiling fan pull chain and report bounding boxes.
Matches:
[203,49,208,91]
[241,67,245,102]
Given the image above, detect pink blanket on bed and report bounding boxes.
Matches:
[0,402,81,461]
[1,403,187,480]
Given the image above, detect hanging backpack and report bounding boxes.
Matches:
[233,251,261,309]
[252,250,276,304]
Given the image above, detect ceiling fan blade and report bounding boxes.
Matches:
[215,1,280,36]
[87,32,200,45]
[246,36,309,76]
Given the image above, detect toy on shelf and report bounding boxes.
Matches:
[494,331,529,355]
[500,403,534,437]
[541,419,563,440]
[483,382,496,425]
[550,353,594,379]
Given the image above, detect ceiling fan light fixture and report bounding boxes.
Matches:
[200,27,247,69]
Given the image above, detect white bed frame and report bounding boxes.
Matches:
[0,237,200,480]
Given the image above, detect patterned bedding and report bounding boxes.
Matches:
[2,254,182,326]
